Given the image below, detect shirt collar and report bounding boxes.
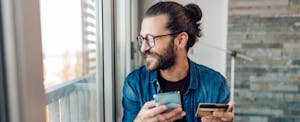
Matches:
[149,70,158,83]
[188,59,200,90]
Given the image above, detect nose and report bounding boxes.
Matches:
[140,40,151,53]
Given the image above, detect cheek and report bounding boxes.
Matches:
[150,41,174,57]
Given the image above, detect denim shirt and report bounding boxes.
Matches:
[122,59,230,122]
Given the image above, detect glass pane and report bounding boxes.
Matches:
[40,0,100,121]
[40,0,84,88]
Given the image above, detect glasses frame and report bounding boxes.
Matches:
[136,32,181,48]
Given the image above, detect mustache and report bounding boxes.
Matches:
[143,50,160,58]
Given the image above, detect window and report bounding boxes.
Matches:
[2,0,131,121]
[40,0,102,121]
[41,0,84,88]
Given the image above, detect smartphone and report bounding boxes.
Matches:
[195,103,229,117]
[153,91,181,111]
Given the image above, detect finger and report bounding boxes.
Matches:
[201,117,206,122]
[168,111,186,122]
[203,117,222,122]
[143,105,168,118]
[145,115,162,122]
[213,111,234,121]
[202,117,213,122]
[221,117,233,122]
[212,117,222,122]
[158,107,183,121]
[143,100,156,109]
[227,101,234,112]
[220,113,234,122]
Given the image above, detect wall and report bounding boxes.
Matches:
[228,0,300,121]
[139,0,228,76]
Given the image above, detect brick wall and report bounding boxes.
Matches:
[228,0,300,122]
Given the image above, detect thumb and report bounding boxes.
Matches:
[227,101,234,112]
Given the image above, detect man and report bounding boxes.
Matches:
[122,1,233,122]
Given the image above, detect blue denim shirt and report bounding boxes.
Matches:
[122,59,230,122]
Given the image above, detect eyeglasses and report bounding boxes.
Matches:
[136,32,181,48]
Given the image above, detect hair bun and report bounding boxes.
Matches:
[185,4,202,22]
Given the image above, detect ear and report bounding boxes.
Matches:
[175,32,188,49]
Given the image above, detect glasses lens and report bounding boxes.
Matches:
[146,35,155,47]
[137,36,143,47]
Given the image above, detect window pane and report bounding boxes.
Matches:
[40,0,101,121]
[40,0,84,88]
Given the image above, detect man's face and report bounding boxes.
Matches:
[140,14,177,71]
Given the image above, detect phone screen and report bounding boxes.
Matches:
[153,91,181,111]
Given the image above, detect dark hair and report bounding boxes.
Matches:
[145,1,202,51]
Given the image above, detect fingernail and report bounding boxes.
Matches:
[181,112,186,116]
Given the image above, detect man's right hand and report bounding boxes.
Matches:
[134,101,186,122]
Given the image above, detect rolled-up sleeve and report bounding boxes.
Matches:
[122,78,140,122]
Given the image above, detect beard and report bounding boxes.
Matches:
[143,39,176,71]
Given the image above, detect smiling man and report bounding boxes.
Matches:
[122,1,231,122]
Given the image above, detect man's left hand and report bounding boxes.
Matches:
[201,101,234,122]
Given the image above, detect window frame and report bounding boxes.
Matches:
[2,0,46,122]
[102,0,116,121]
[114,0,139,121]
[0,0,9,121]
[96,0,104,121]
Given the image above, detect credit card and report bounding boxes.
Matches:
[195,103,229,117]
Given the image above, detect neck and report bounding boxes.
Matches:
[159,57,189,82]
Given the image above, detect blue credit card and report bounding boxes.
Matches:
[153,91,181,111]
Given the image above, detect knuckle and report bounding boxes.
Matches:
[144,101,150,106]
[148,113,155,117]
